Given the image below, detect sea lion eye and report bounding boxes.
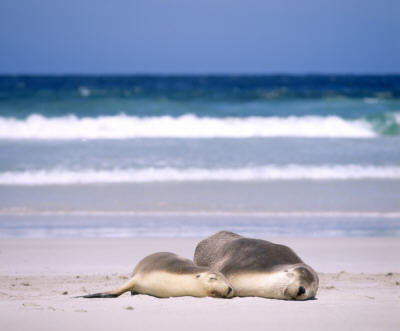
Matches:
[209,277,217,281]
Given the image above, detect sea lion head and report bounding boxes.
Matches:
[282,264,319,300]
[196,271,234,298]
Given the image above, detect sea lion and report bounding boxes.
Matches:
[80,252,234,298]
[194,231,319,300]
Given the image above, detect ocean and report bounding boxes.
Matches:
[0,75,399,237]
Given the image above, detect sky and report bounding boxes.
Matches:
[0,0,399,74]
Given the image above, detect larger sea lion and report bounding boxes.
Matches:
[80,252,234,298]
[194,231,319,300]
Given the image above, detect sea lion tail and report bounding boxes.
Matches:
[77,277,137,299]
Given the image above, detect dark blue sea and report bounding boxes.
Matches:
[0,75,399,237]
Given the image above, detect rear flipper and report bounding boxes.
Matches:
[77,276,137,299]
[78,292,119,298]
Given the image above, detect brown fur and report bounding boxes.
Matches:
[194,231,303,276]
[194,231,319,300]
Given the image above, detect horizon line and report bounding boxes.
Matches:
[1,72,400,77]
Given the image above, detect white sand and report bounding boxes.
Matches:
[0,237,399,331]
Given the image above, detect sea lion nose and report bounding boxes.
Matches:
[297,286,306,296]
[227,286,233,295]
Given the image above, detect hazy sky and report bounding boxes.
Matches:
[0,0,399,74]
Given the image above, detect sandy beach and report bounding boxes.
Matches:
[0,237,399,331]
[2,1,400,330]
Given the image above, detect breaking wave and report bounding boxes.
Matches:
[1,165,399,185]
[0,113,384,139]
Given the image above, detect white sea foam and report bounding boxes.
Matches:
[0,114,376,139]
[1,209,400,219]
[394,113,400,124]
[1,165,399,185]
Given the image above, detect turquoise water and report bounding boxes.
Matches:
[0,75,399,237]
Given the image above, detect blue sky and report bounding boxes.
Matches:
[0,0,399,74]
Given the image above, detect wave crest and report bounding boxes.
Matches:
[0,114,377,139]
[1,165,399,185]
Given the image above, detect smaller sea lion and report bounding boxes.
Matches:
[80,252,234,298]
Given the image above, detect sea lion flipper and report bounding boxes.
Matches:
[79,292,119,298]
[78,277,137,299]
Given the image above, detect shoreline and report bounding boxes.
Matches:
[1,215,400,238]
